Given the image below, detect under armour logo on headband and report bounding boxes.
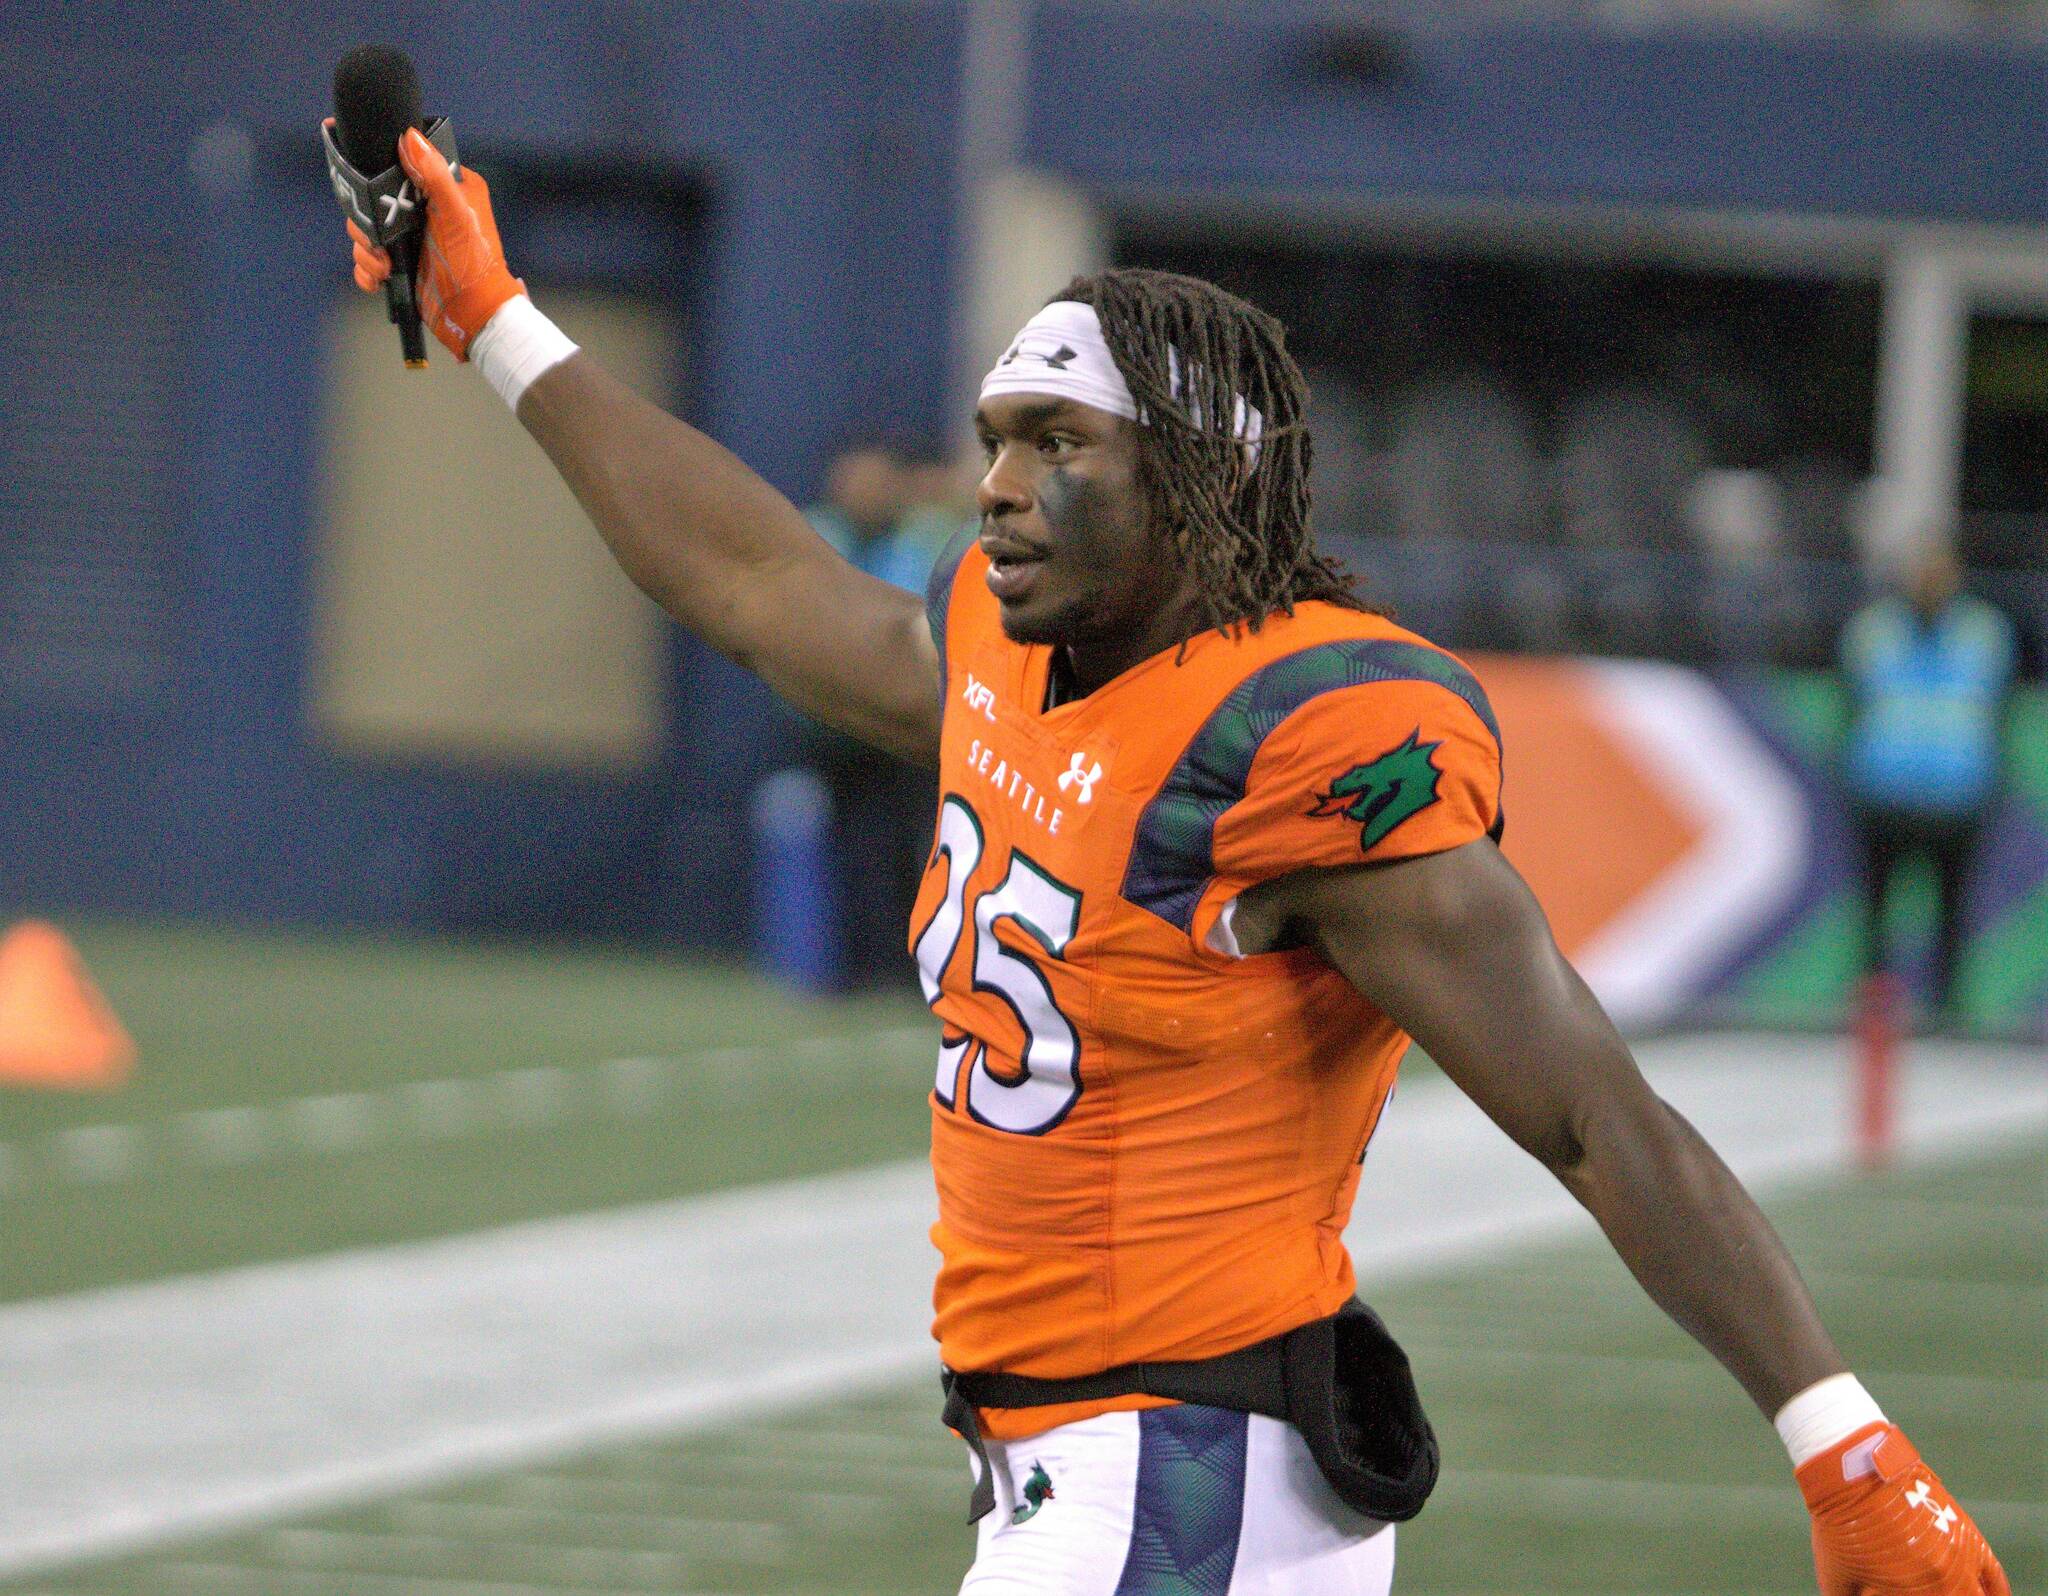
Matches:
[1000,336,1079,371]
[978,300,1263,468]
[980,302,1140,422]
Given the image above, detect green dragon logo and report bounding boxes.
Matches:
[1011,1460,1055,1524]
[1307,730,1443,852]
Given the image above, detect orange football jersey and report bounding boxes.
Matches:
[916,543,1503,1441]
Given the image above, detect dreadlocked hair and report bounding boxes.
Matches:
[1053,268,1369,633]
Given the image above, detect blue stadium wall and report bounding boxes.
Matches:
[2,1,2044,947]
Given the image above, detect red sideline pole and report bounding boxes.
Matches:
[1853,972,1902,1170]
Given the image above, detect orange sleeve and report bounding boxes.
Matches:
[1190,676,1502,955]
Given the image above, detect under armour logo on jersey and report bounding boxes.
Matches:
[1000,334,1079,371]
[1057,752,1103,803]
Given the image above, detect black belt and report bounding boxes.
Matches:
[939,1300,1437,1526]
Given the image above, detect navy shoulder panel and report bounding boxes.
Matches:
[925,525,977,669]
[1122,638,1499,934]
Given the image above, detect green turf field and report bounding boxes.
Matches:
[0,922,935,1301]
[2,922,2039,1593]
[6,1139,2038,1595]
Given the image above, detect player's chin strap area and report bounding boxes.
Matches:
[940,1298,1440,1526]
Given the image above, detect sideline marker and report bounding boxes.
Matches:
[0,921,137,1090]
[1852,971,1902,1170]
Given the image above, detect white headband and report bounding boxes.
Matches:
[979,300,1264,465]
[980,300,1138,419]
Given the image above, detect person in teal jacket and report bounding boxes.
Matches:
[1840,545,2018,1020]
[795,442,963,988]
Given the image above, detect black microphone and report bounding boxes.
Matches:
[323,45,460,369]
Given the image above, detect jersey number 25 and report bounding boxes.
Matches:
[913,795,1083,1136]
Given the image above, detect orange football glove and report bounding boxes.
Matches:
[1798,1423,2008,1595]
[345,127,524,361]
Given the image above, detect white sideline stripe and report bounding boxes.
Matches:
[0,1033,2040,1581]
[0,1236,937,1579]
[0,1026,934,1192]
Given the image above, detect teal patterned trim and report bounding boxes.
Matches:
[1112,1406,1248,1594]
[1122,640,1500,933]
[925,525,977,700]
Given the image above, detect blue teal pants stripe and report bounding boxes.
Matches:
[1113,1406,1250,1594]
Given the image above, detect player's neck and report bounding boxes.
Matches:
[1054,592,1209,705]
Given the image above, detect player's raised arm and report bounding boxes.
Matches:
[346,128,943,765]
[1234,841,2008,1596]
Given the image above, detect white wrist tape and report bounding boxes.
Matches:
[1774,1373,1886,1468]
[470,295,579,411]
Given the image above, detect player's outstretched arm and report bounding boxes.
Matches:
[1235,840,2008,1596]
[513,346,942,763]
[348,129,942,764]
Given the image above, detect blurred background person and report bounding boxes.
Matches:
[784,439,953,990]
[805,437,934,591]
[897,445,981,564]
[1840,542,2019,1027]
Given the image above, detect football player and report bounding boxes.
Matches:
[347,129,2008,1596]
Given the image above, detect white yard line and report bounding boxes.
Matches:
[0,1034,2040,1582]
[0,1027,934,1191]
[497,1475,906,1517]
[47,1124,141,1183]
[265,1524,755,1578]
[387,1500,792,1543]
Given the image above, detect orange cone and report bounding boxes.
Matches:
[0,921,136,1089]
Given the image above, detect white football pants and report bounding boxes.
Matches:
[958,1404,1396,1595]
